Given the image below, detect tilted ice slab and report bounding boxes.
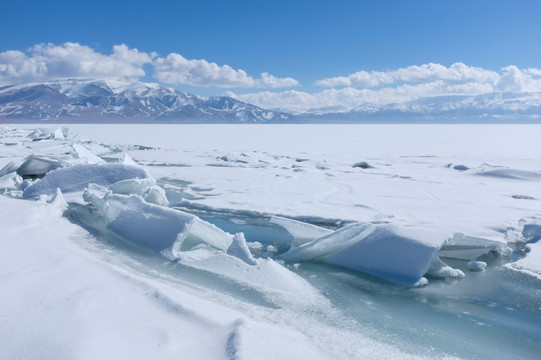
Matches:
[71,143,106,164]
[437,233,509,261]
[0,141,102,180]
[279,222,442,285]
[83,187,322,305]
[274,216,507,285]
[0,155,63,179]
[23,163,151,198]
[270,216,332,246]
[84,185,233,254]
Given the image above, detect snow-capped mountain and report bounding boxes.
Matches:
[303,92,541,123]
[0,80,290,123]
[1,79,541,123]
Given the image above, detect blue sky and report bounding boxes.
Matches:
[2,0,541,112]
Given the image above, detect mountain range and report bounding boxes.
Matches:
[0,80,290,123]
[1,79,541,123]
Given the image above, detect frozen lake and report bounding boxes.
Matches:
[1,124,541,359]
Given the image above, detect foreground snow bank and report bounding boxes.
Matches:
[0,195,340,360]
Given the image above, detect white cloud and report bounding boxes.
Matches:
[153,53,298,88]
[153,53,252,87]
[231,64,541,113]
[230,63,541,113]
[258,72,298,88]
[316,62,500,88]
[0,43,298,89]
[0,42,153,85]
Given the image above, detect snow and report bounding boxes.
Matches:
[467,260,487,271]
[0,195,334,360]
[2,124,541,359]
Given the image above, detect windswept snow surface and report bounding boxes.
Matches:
[2,124,541,359]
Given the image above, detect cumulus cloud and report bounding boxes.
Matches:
[0,42,153,85]
[316,63,500,88]
[153,53,298,88]
[258,72,298,88]
[231,63,541,113]
[0,42,298,89]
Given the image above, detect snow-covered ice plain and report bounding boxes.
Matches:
[1,124,541,359]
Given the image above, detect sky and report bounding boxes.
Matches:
[1,0,541,112]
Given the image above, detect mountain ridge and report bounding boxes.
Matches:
[1,79,541,123]
[0,79,290,123]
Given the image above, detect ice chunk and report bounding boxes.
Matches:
[53,128,64,139]
[352,161,372,169]
[48,188,68,215]
[16,155,63,179]
[110,178,168,206]
[438,233,506,260]
[22,163,151,198]
[468,261,487,271]
[324,225,442,285]
[426,256,465,278]
[84,188,232,255]
[280,223,443,286]
[0,161,20,177]
[270,215,332,246]
[110,177,154,196]
[27,128,53,140]
[121,153,138,166]
[279,222,375,262]
[142,185,168,206]
[71,144,105,164]
[227,233,258,265]
[0,173,22,191]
